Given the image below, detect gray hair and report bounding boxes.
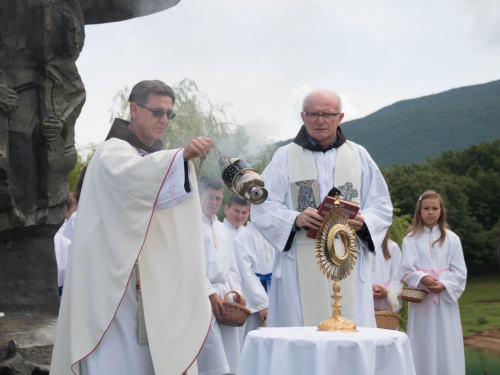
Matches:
[302,90,342,112]
[128,80,176,106]
[199,175,224,195]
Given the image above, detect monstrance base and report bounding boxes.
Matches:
[317,315,358,332]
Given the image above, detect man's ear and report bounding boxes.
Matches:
[339,112,345,123]
[129,102,139,120]
[224,205,229,215]
[300,111,306,123]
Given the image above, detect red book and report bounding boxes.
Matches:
[306,196,360,239]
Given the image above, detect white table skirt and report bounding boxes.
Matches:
[237,327,416,375]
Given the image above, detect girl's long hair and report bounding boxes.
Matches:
[381,230,391,260]
[407,190,449,246]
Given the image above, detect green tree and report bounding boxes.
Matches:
[388,207,412,247]
[383,140,500,275]
[67,143,98,193]
[109,85,131,123]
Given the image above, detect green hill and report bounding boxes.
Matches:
[339,80,500,166]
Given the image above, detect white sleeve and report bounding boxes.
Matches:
[399,236,426,287]
[234,233,269,313]
[228,240,242,293]
[154,149,195,211]
[357,146,393,250]
[250,153,299,252]
[440,233,467,303]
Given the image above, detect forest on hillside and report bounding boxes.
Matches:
[71,80,500,276]
[382,140,500,275]
[342,79,500,167]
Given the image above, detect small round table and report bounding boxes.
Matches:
[237,326,416,375]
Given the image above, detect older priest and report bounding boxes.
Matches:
[251,90,392,328]
[51,80,213,375]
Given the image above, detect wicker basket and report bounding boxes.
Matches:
[400,272,428,303]
[374,297,401,330]
[215,291,251,327]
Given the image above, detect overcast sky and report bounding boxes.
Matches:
[75,0,500,147]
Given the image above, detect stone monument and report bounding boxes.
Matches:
[0,1,180,373]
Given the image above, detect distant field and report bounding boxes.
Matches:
[459,274,500,338]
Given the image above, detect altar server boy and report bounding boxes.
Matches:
[233,215,276,347]
[223,193,250,240]
[197,175,246,375]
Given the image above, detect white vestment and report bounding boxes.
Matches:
[51,138,211,375]
[399,227,467,375]
[251,141,392,328]
[62,210,77,241]
[198,214,242,375]
[371,239,401,311]
[54,221,71,290]
[233,221,275,347]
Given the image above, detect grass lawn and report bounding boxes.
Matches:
[459,274,500,338]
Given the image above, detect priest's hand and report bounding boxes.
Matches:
[420,275,438,288]
[372,285,388,300]
[209,292,225,316]
[184,137,213,161]
[233,293,246,306]
[258,308,268,322]
[348,212,365,232]
[427,281,445,293]
[295,207,323,230]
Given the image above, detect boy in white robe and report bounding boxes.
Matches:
[223,193,274,347]
[54,194,76,296]
[197,176,246,375]
[223,193,250,240]
[233,218,276,348]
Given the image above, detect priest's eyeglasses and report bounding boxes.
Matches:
[303,112,340,120]
[137,104,176,120]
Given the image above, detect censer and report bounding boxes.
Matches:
[315,194,358,332]
[198,143,268,205]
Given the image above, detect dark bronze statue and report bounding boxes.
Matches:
[0,0,180,371]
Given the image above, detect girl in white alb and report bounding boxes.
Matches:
[399,190,467,375]
[371,230,401,313]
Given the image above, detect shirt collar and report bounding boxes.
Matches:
[105,118,164,153]
[203,212,218,224]
[292,125,346,152]
[224,218,239,231]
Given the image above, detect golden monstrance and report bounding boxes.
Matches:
[315,196,358,332]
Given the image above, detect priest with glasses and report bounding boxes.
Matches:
[251,90,393,328]
[51,80,213,375]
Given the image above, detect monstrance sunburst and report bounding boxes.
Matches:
[315,196,358,332]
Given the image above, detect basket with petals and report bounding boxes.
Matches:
[215,291,251,327]
[401,272,428,303]
[374,291,401,330]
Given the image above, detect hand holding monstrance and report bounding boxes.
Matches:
[315,194,358,332]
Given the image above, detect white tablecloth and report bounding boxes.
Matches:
[237,327,415,375]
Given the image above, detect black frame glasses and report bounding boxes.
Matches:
[303,111,340,120]
[137,104,176,120]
